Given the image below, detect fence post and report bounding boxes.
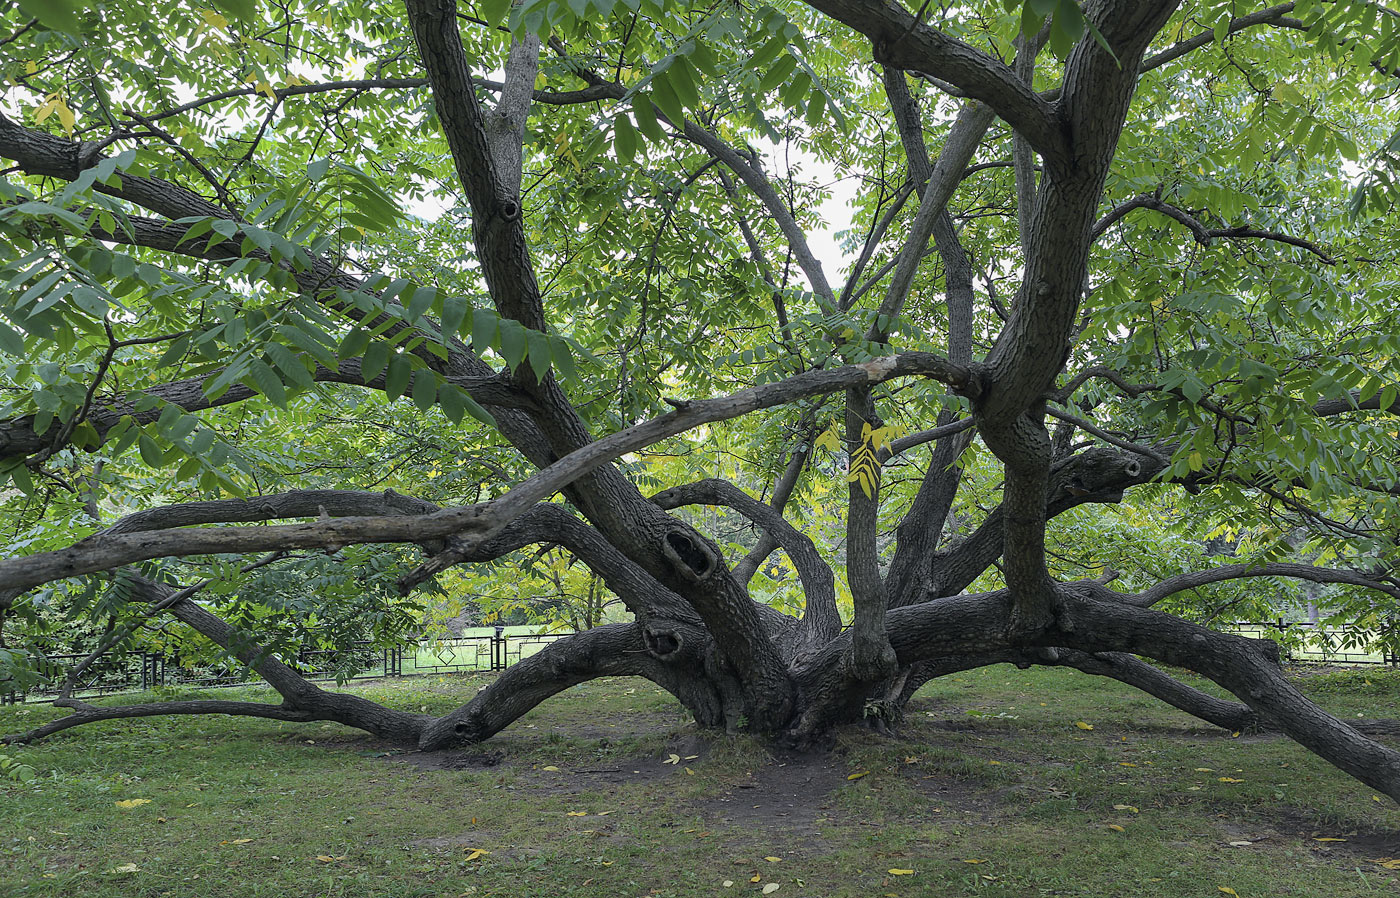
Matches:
[491,626,506,671]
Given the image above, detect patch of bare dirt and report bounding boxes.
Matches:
[394,748,507,771]
[693,749,847,843]
[1223,810,1400,857]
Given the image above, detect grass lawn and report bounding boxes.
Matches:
[1,665,1398,897]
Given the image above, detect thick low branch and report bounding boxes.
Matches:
[649,479,840,645]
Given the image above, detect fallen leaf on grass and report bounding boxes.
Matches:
[1218,888,1239,897]
[762,884,780,894]
[1107,824,1125,832]
[220,838,254,845]
[1314,837,1347,842]
[1195,768,1214,772]
[566,811,588,817]
[1074,721,1094,731]
[888,868,914,875]
[541,765,560,772]
[1228,841,1253,847]
[105,864,139,874]
[764,857,782,863]
[664,754,681,765]
[1118,762,1138,768]
[961,859,987,864]
[114,799,151,809]
[723,880,734,888]
[847,771,869,780]
[1217,777,1244,783]
[684,755,699,760]
[463,848,489,861]
[750,874,762,883]
[315,855,346,863]
[685,767,695,776]
[1112,804,1139,813]
[1371,858,1400,870]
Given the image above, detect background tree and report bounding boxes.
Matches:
[3,0,1400,801]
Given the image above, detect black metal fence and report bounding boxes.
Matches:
[2,620,1394,706]
[1227,619,1399,666]
[1,628,567,705]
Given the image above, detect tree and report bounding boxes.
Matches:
[3,0,1400,801]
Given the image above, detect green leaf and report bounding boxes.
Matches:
[137,432,165,468]
[248,359,288,406]
[405,285,435,322]
[497,319,528,370]
[0,320,25,355]
[411,369,437,412]
[650,73,685,125]
[384,353,412,400]
[526,328,552,380]
[439,296,468,337]
[481,0,512,28]
[16,0,81,35]
[471,308,498,353]
[614,113,638,164]
[631,94,665,141]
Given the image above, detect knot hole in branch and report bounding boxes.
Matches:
[644,627,682,658]
[499,197,521,221]
[663,529,717,582]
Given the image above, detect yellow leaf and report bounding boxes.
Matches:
[847,771,869,780]
[888,868,915,875]
[684,755,699,760]
[1195,768,1214,772]
[315,855,345,863]
[24,60,36,74]
[200,9,230,29]
[1074,721,1094,731]
[1107,824,1125,832]
[814,425,841,453]
[566,811,588,817]
[1314,837,1347,842]
[1217,777,1244,783]
[114,799,152,809]
[106,863,139,874]
[723,881,735,888]
[1218,889,1239,897]
[664,754,681,765]
[987,760,1001,765]
[762,884,780,895]
[1113,804,1139,813]
[256,80,276,100]
[962,859,987,864]
[542,765,560,772]
[34,96,57,125]
[750,874,762,883]
[464,848,489,861]
[1119,762,1138,768]
[221,838,254,845]
[764,856,782,863]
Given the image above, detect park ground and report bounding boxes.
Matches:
[1,665,1398,898]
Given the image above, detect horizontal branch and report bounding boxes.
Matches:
[1091,193,1336,263]
[131,76,616,126]
[0,352,975,595]
[1122,561,1400,607]
[0,357,528,464]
